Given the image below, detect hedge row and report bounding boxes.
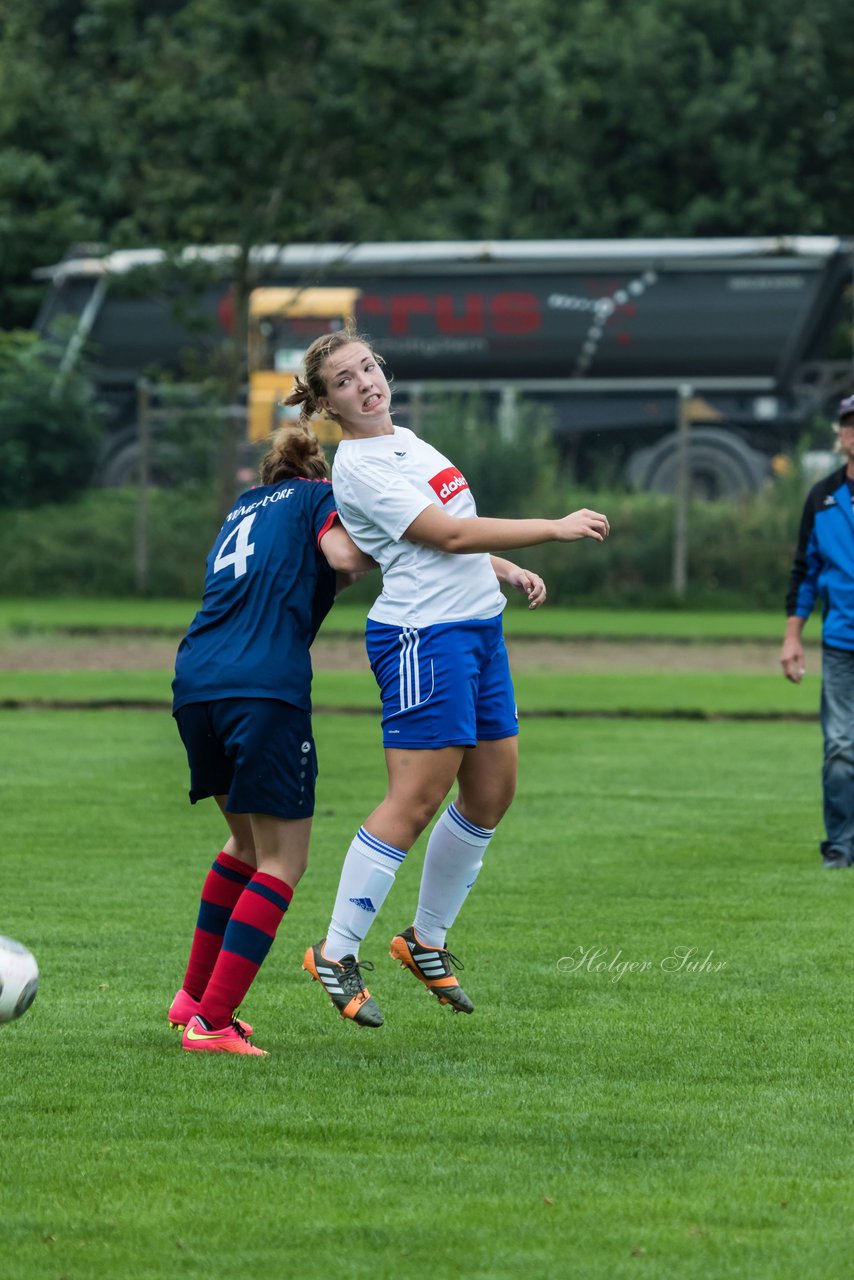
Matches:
[0,487,221,598]
[0,477,806,610]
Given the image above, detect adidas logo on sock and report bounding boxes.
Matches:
[349,896,377,912]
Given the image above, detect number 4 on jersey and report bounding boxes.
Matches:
[214,514,256,579]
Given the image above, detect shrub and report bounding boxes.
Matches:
[0,442,818,608]
[414,393,562,517]
[0,486,220,596]
[514,477,808,609]
[0,330,104,507]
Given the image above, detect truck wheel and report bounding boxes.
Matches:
[98,439,184,488]
[626,428,770,499]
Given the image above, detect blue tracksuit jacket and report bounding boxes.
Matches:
[786,465,854,651]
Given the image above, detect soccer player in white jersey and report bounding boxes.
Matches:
[288,330,610,1027]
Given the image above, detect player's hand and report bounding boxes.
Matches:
[506,568,547,609]
[555,509,610,542]
[780,639,806,684]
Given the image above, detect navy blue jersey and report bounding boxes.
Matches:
[172,478,338,713]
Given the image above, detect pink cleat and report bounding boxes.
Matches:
[168,989,253,1037]
[181,1014,268,1056]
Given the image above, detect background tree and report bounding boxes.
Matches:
[0,330,103,507]
[542,0,854,237]
[1,0,853,324]
[4,0,854,324]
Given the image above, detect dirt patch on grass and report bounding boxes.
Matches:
[505,637,794,675]
[0,635,181,672]
[0,633,807,675]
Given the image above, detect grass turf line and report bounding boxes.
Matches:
[0,667,822,721]
[0,596,791,640]
[1,710,852,1279]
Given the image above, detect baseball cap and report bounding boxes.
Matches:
[838,394,854,420]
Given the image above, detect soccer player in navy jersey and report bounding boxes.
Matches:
[283,330,610,1028]
[169,427,373,1055]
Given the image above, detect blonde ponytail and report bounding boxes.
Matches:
[260,427,330,484]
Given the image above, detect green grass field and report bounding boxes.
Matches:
[0,668,824,721]
[0,596,793,640]
[0,598,823,721]
[2,604,851,1279]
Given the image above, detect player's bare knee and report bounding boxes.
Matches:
[457,785,515,830]
[223,833,255,864]
[413,792,447,835]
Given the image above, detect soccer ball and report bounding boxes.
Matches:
[0,936,39,1023]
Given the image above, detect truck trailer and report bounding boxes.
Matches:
[34,236,854,495]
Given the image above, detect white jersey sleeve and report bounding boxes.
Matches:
[333,453,432,547]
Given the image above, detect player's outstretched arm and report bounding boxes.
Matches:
[405,506,610,554]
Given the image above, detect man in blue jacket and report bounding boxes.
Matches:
[781,394,854,868]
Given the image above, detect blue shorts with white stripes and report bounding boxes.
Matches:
[365,613,518,749]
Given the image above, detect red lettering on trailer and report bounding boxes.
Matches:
[390,294,431,335]
[492,292,540,334]
[435,294,484,334]
[357,292,542,336]
[217,289,236,333]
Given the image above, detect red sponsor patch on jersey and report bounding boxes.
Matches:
[429,467,470,504]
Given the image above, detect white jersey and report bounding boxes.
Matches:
[332,425,505,627]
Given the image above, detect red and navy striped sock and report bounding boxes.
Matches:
[199,871,293,1029]
[181,851,254,1000]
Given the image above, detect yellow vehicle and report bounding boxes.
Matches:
[247,287,360,444]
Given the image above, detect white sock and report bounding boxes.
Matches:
[324,827,408,961]
[413,804,495,948]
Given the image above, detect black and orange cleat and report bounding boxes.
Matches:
[302,940,384,1027]
[389,926,474,1013]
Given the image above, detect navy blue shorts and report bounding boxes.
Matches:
[174,698,317,819]
[365,614,518,749]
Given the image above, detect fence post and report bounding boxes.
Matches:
[407,386,425,436]
[217,400,244,519]
[672,384,693,598]
[497,386,518,442]
[135,380,151,595]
